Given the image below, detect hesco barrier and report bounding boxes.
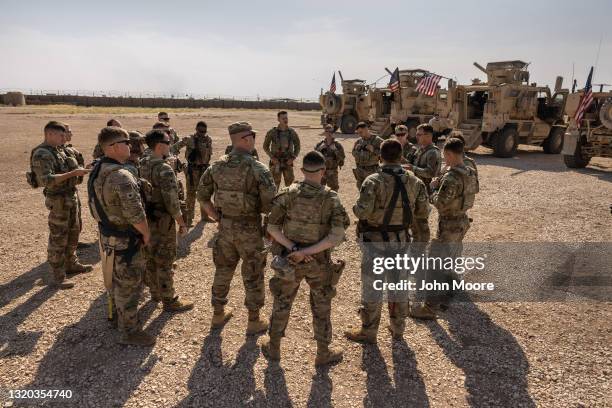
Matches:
[11,94,320,111]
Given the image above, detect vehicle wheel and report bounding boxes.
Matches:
[340,114,357,134]
[492,127,518,158]
[563,138,590,168]
[543,127,564,154]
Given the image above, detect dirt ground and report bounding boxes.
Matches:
[0,106,610,407]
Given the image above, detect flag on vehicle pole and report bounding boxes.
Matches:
[416,72,443,97]
[330,72,337,94]
[388,67,400,92]
[574,66,594,125]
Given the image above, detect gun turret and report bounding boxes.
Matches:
[473,62,488,75]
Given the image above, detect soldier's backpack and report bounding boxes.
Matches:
[26,144,57,188]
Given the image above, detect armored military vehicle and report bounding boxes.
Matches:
[431,61,568,157]
[368,69,448,139]
[319,72,370,134]
[562,90,612,168]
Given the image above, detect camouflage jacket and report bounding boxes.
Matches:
[268,181,349,246]
[402,142,417,164]
[63,144,86,184]
[263,127,300,159]
[352,135,383,167]
[197,149,276,217]
[225,145,259,160]
[410,143,441,184]
[172,132,213,165]
[353,164,430,242]
[91,161,146,229]
[140,156,182,219]
[31,142,80,195]
[315,139,345,170]
[431,164,478,217]
[93,144,104,159]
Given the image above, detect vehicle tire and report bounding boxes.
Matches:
[492,127,518,158]
[563,137,590,168]
[543,127,564,154]
[340,114,358,134]
[325,93,342,115]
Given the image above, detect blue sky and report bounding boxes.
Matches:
[1,0,611,98]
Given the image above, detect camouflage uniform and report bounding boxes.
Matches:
[402,142,417,164]
[63,144,86,233]
[140,156,183,302]
[352,135,383,188]
[314,138,345,191]
[172,133,213,225]
[30,143,82,284]
[267,181,349,346]
[263,127,301,187]
[93,143,104,159]
[353,164,430,337]
[428,163,478,304]
[409,144,441,192]
[89,158,147,335]
[225,145,259,160]
[197,148,276,313]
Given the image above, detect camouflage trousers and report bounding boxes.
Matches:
[269,159,294,188]
[426,214,471,303]
[45,192,80,283]
[268,252,339,344]
[100,233,146,334]
[144,214,177,301]
[353,165,379,189]
[211,217,267,312]
[321,168,339,191]
[185,164,208,225]
[358,230,409,336]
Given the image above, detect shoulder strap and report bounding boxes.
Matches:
[380,168,412,242]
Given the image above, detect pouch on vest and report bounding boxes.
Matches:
[284,186,330,244]
[213,157,252,216]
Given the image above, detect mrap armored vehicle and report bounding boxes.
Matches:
[368,69,448,139]
[431,61,568,157]
[319,72,370,134]
[562,89,612,168]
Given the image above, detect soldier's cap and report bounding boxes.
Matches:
[128,130,144,140]
[395,125,408,134]
[228,121,257,137]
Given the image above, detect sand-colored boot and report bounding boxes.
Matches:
[344,328,377,344]
[260,336,281,361]
[315,342,343,366]
[408,303,437,320]
[211,306,233,328]
[387,324,404,341]
[163,296,194,313]
[246,310,268,335]
[66,261,93,275]
[118,330,156,347]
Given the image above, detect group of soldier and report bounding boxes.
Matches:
[28,110,478,367]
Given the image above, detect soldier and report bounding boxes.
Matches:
[61,123,87,236]
[344,139,433,344]
[197,122,276,333]
[260,151,349,366]
[446,131,478,176]
[427,138,478,310]
[93,119,122,160]
[351,122,383,189]
[392,124,417,164]
[157,112,179,143]
[314,124,345,191]
[28,121,92,289]
[263,111,301,188]
[126,131,145,171]
[404,124,441,192]
[171,121,213,226]
[140,130,194,312]
[225,144,259,160]
[88,126,154,346]
[152,121,187,214]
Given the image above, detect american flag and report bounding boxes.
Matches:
[388,67,400,92]
[574,66,594,125]
[416,72,442,97]
[330,72,336,94]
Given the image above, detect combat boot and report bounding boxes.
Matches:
[66,261,93,275]
[50,280,75,290]
[118,330,156,346]
[246,310,268,335]
[260,336,281,361]
[344,328,377,344]
[163,296,194,313]
[408,303,437,320]
[387,324,404,341]
[315,342,343,366]
[211,306,233,328]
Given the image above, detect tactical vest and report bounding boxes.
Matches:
[282,183,332,244]
[213,155,258,217]
[139,157,168,208]
[354,138,379,167]
[449,167,479,211]
[413,144,439,178]
[271,128,294,157]
[186,134,212,164]
[315,140,341,169]
[27,144,78,191]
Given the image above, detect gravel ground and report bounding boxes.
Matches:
[0,107,610,407]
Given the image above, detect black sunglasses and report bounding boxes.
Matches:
[159,140,171,145]
[110,139,130,146]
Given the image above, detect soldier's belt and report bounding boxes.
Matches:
[438,214,468,221]
[357,220,410,233]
